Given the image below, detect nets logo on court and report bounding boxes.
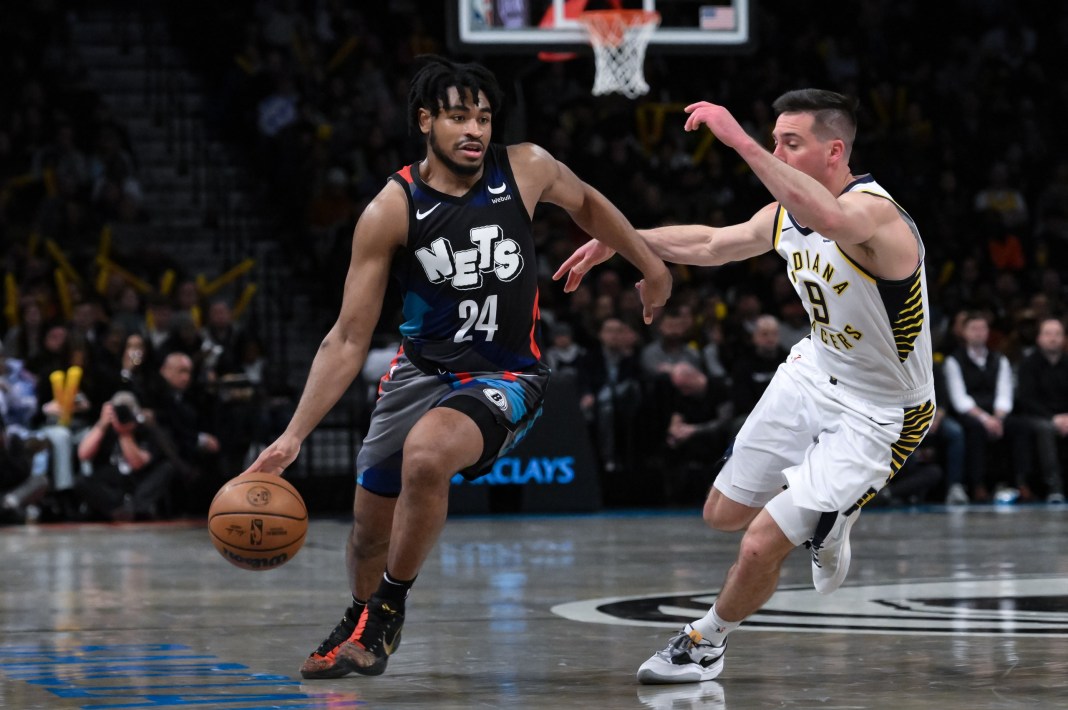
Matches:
[552,576,1068,637]
[415,225,523,290]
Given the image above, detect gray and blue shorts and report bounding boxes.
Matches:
[355,353,549,497]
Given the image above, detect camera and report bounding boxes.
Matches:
[113,404,136,424]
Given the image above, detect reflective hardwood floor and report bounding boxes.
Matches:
[2,504,1067,709]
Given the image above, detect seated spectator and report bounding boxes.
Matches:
[640,305,702,379]
[1012,317,1068,503]
[93,331,152,406]
[943,311,1025,502]
[0,345,50,523]
[147,351,220,514]
[929,361,969,505]
[543,322,586,384]
[729,314,789,437]
[577,318,645,503]
[662,361,732,504]
[3,297,45,363]
[145,294,175,356]
[30,322,92,502]
[200,299,242,383]
[0,420,49,524]
[640,305,704,451]
[75,391,174,521]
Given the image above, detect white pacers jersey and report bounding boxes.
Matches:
[773,175,934,408]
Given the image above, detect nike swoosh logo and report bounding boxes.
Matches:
[415,203,440,220]
[781,225,794,232]
[869,417,895,426]
[487,182,507,195]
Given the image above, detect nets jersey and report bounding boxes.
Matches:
[389,144,542,374]
[773,175,934,406]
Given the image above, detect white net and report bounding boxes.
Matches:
[579,10,661,99]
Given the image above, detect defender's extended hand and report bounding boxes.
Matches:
[552,240,617,293]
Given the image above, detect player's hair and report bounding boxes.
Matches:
[408,55,503,136]
[772,89,858,156]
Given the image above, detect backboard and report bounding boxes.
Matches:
[451,0,751,54]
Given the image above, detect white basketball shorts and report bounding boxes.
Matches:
[714,337,934,545]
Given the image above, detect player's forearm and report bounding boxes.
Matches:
[575,195,665,277]
[735,139,842,231]
[284,328,365,442]
[640,225,721,265]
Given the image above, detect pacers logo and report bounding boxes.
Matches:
[552,576,1068,637]
[246,486,271,506]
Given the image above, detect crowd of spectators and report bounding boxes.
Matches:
[4,0,1068,517]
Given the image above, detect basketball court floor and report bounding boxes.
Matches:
[2,504,1067,709]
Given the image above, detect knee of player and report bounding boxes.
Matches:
[350,530,389,560]
[400,443,457,487]
[736,531,782,567]
[703,498,748,532]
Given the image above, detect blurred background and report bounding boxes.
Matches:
[2,0,1065,521]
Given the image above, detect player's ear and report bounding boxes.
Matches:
[418,107,433,136]
[828,138,845,165]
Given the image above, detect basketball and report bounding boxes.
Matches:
[208,471,308,571]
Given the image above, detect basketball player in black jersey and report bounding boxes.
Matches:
[243,55,671,679]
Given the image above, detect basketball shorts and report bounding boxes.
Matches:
[356,353,549,497]
[714,338,935,545]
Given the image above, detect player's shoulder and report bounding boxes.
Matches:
[355,178,409,242]
[506,141,554,166]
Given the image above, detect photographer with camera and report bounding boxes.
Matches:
[75,391,174,521]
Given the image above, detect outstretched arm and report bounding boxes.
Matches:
[243,183,407,476]
[511,143,671,323]
[684,100,918,278]
[554,204,775,292]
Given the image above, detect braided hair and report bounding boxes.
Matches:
[407,55,504,136]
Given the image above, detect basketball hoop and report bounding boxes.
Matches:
[578,9,660,99]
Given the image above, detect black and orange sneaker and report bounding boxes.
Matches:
[337,597,405,676]
[299,605,363,679]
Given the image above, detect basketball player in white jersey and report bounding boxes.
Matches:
[555,89,935,684]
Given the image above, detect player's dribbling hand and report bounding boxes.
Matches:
[636,264,672,324]
[242,436,301,478]
[552,239,617,292]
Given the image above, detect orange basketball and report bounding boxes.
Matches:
[208,471,308,571]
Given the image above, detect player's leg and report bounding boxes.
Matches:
[339,400,497,676]
[386,406,483,578]
[300,486,398,679]
[348,487,397,602]
[301,356,439,679]
[639,353,816,685]
[637,500,807,685]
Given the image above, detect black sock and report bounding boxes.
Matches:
[376,570,416,606]
[349,597,366,619]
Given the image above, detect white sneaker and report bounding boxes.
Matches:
[945,483,969,506]
[811,510,859,595]
[1048,492,1066,504]
[636,624,726,684]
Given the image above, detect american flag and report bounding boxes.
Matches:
[700,5,737,31]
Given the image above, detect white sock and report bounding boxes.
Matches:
[691,604,740,645]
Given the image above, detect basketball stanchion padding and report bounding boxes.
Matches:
[208,471,308,571]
